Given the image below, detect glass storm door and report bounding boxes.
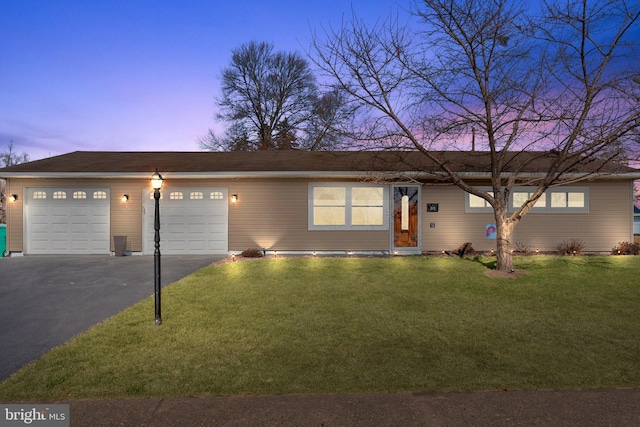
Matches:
[393,186,420,250]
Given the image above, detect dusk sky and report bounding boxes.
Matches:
[1,0,401,160]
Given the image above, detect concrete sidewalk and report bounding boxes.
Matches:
[64,388,640,426]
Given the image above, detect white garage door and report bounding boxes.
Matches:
[26,188,110,254]
[143,188,228,255]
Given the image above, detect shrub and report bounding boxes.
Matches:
[240,248,264,258]
[512,242,531,255]
[557,239,585,256]
[611,241,640,255]
[456,242,475,258]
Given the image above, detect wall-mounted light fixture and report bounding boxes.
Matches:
[121,194,129,202]
[231,194,238,203]
[8,194,18,202]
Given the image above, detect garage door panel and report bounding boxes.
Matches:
[165,206,186,216]
[71,205,90,215]
[166,224,187,234]
[208,218,226,227]
[30,223,48,234]
[91,206,109,214]
[51,206,70,216]
[71,223,90,233]
[91,223,109,234]
[26,188,110,254]
[187,208,208,217]
[188,224,206,234]
[166,239,187,251]
[51,239,72,251]
[30,239,49,252]
[51,223,71,234]
[30,206,49,217]
[71,239,90,251]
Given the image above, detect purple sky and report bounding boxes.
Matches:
[1,0,402,160]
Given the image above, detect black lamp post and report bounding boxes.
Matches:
[151,169,164,325]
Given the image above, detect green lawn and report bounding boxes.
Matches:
[1,256,639,401]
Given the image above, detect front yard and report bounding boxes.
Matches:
[0,255,638,400]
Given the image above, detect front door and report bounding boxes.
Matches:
[392,186,420,252]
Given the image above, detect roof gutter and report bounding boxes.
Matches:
[1,171,639,180]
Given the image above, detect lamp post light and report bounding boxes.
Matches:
[151,169,164,325]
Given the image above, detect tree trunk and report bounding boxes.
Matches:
[495,212,515,272]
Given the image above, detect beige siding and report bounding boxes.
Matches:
[421,181,634,253]
[513,181,633,252]
[227,179,388,251]
[6,179,24,252]
[421,185,495,252]
[109,181,144,252]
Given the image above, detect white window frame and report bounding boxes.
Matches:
[308,183,389,230]
[466,186,589,214]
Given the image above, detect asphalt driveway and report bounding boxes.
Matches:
[0,255,222,382]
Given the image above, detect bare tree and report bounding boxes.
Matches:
[1,141,30,224]
[1,141,29,167]
[200,41,352,151]
[312,0,640,271]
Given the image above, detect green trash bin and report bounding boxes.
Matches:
[0,224,6,258]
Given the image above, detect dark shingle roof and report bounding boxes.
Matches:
[0,150,637,177]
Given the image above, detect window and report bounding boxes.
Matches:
[169,192,183,200]
[210,191,223,200]
[550,191,585,208]
[313,187,346,226]
[352,187,384,226]
[53,191,67,199]
[512,191,546,209]
[466,186,588,213]
[93,191,107,199]
[190,191,204,200]
[465,190,493,212]
[73,191,87,199]
[309,184,388,230]
[33,191,47,199]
